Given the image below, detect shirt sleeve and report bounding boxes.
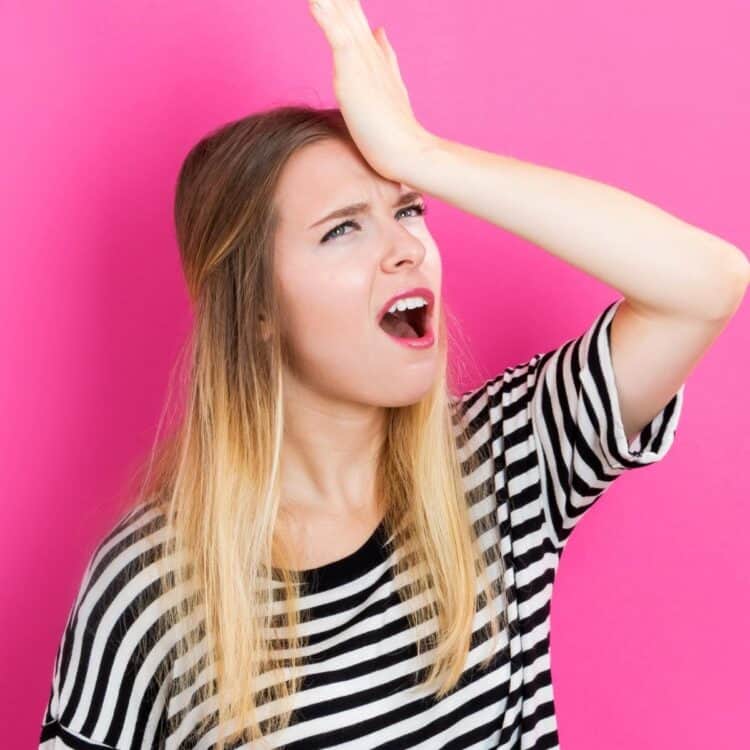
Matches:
[38,509,175,750]
[529,297,685,552]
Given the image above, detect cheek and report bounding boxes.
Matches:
[424,241,442,273]
[282,270,370,352]
[283,294,379,394]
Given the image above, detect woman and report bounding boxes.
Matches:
[39,2,748,749]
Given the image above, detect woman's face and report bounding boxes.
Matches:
[272,137,442,407]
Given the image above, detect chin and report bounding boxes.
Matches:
[370,382,436,409]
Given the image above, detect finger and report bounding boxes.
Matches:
[374,27,410,99]
[309,0,351,51]
[308,2,328,34]
[339,0,376,38]
[316,0,377,51]
[374,27,400,77]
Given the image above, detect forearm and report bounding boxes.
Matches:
[404,133,750,320]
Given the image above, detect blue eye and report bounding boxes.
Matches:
[320,202,428,244]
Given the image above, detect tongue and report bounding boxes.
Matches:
[380,312,419,339]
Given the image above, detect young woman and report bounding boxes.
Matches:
[39,2,748,749]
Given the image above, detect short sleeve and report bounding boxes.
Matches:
[39,505,176,749]
[529,297,685,552]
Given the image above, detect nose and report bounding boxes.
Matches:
[380,227,427,271]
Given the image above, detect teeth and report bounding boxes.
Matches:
[387,296,428,315]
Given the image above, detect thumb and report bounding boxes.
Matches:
[374,27,407,88]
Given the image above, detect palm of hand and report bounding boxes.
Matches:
[308,0,428,182]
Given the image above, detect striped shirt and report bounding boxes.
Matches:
[39,297,685,749]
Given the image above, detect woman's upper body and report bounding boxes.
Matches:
[38,297,685,750]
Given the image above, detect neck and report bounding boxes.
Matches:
[279,375,387,519]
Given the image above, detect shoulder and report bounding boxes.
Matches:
[69,499,182,665]
[451,355,544,441]
[74,501,174,633]
[41,500,186,745]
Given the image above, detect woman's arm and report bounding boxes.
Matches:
[307,0,748,440]
[404,135,749,322]
[306,0,748,317]
[404,135,749,441]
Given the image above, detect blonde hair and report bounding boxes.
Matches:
[122,104,510,749]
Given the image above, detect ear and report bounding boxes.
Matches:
[258,314,272,342]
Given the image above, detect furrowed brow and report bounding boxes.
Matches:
[307,191,424,229]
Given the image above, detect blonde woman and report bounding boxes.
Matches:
[39,1,748,749]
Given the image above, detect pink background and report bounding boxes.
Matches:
[3,1,748,746]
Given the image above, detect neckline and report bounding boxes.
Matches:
[271,516,389,591]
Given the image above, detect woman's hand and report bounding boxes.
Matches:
[308,0,434,183]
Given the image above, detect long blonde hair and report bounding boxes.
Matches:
[123,104,509,749]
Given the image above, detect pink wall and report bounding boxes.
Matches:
[4,1,748,746]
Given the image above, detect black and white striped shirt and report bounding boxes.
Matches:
[39,298,685,749]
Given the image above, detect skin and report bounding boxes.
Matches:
[307,0,750,459]
[290,1,748,567]
[271,137,441,548]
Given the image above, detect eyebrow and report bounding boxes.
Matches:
[307,191,425,229]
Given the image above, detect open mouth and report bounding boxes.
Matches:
[378,304,430,339]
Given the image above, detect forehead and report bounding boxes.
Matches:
[274,139,405,226]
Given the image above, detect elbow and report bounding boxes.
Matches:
[710,246,750,321]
